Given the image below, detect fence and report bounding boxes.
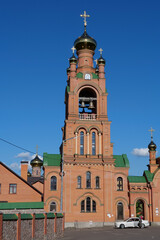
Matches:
[0,212,64,240]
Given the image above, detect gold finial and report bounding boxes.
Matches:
[148,127,155,139]
[94,59,98,65]
[99,48,103,56]
[71,46,76,54]
[36,145,38,156]
[80,11,90,27]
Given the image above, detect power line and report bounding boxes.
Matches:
[0,137,36,155]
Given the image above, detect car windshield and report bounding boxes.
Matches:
[124,218,130,221]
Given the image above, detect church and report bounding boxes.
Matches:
[42,12,160,227]
[1,11,160,228]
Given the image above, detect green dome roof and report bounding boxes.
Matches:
[74,30,97,51]
[30,155,43,167]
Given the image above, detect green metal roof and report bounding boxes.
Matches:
[3,214,18,221]
[92,73,98,79]
[57,213,63,218]
[35,213,45,219]
[76,72,83,78]
[143,170,154,182]
[128,176,147,183]
[47,213,55,219]
[43,153,61,167]
[0,202,44,210]
[67,85,70,93]
[114,154,130,168]
[21,214,33,220]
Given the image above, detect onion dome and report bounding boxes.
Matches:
[148,140,157,151]
[74,29,97,51]
[69,54,77,64]
[98,56,106,65]
[27,171,31,177]
[95,67,99,74]
[30,155,43,167]
[66,67,70,74]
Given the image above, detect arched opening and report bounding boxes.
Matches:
[136,200,144,218]
[80,131,84,155]
[95,176,100,188]
[50,201,56,212]
[50,176,57,191]
[86,171,91,188]
[117,202,124,220]
[77,176,82,188]
[79,88,97,120]
[92,132,96,155]
[117,177,123,191]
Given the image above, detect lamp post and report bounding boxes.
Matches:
[60,134,88,212]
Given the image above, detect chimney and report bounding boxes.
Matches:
[21,161,28,181]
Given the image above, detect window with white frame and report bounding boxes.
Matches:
[9,184,17,194]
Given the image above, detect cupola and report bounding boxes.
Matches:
[74,11,97,52]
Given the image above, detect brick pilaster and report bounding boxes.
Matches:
[62,213,65,231]
[17,213,21,240]
[32,213,35,239]
[44,213,47,236]
[0,213,3,240]
[54,213,57,234]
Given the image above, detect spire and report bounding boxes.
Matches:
[148,127,155,141]
[98,48,105,65]
[69,46,77,64]
[80,10,90,32]
[148,127,156,151]
[71,46,76,55]
[99,48,103,56]
[36,144,38,156]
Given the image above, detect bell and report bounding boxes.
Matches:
[80,101,86,108]
[88,101,94,109]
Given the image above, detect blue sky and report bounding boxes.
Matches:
[0,0,160,176]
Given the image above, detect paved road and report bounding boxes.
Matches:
[61,226,160,240]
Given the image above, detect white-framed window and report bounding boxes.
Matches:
[9,184,17,194]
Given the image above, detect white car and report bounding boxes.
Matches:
[115,217,149,229]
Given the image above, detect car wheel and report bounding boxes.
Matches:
[120,224,125,229]
[141,224,145,228]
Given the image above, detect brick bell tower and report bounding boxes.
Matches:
[62,11,115,225]
[62,12,113,164]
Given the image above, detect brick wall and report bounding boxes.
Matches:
[0,212,64,240]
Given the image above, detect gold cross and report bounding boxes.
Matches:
[36,145,38,155]
[71,46,76,54]
[94,59,98,65]
[148,127,155,138]
[99,48,103,56]
[80,11,90,27]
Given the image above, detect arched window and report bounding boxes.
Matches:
[117,202,123,220]
[51,176,57,191]
[81,200,85,212]
[92,200,96,212]
[86,197,91,212]
[136,200,144,218]
[80,198,96,213]
[80,131,84,155]
[86,171,91,188]
[92,132,96,155]
[77,176,82,189]
[50,201,56,212]
[95,176,100,188]
[117,177,123,191]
